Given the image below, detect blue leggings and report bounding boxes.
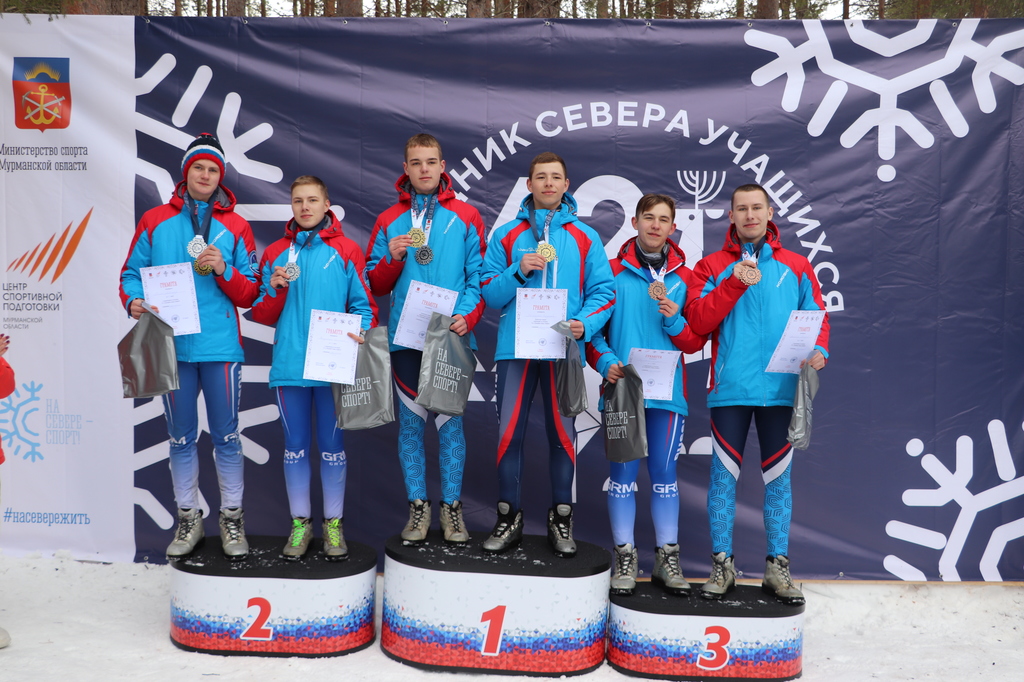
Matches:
[708,405,793,557]
[495,359,576,510]
[391,350,466,504]
[608,409,685,547]
[275,385,347,519]
[163,361,244,510]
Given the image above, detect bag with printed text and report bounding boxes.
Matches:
[603,364,648,463]
[415,313,475,417]
[333,326,394,430]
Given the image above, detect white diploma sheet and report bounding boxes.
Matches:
[393,280,458,351]
[140,262,201,336]
[766,309,826,374]
[302,309,362,385]
[514,288,568,359]
[627,348,682,401]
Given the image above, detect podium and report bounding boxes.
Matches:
[607,583,804,680]
[169,535,377,657]
[381,531,610,676]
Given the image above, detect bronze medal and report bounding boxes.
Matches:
[536,241,557,263]
[736,264,762,286]
[408,227,426,248]
[284,262,301,282]
[648,281,667,300]
[414,245,434,265]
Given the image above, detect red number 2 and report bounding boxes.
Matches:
[241,597,274,640]
[697,624,731,670]
[480,605,507,656]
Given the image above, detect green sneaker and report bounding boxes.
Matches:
[322,518,349,560]
[282,517,312,560]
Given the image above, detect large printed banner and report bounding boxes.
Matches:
[1,16,1022,581]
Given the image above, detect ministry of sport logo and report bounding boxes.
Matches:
[11,58,72,131]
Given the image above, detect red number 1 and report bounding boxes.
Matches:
[697,624,731,670]
[241,597,274,640]
[480,605,507,656]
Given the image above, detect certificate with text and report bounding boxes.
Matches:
[140,262,201,336]
[766,310,826,374]
[514,288,568,359]
[393,280,458,351]
[302,309,361,385]
[628,348,682,401]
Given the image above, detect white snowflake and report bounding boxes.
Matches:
[885,419,1024,581]
[131,56,287,530]
[745,19,1024,182]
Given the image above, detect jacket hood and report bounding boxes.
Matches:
[171,181,237,213]
[722,220,783,255]
[394,172,457,204]
[617,235,687,272]
[515,191,579,230]
[282,209,344,241]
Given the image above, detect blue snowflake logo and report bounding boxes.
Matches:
[0,380,43,462]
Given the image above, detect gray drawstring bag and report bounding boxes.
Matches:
[603,364,648,463]
[551,320,588,418]
[415,313,475,417]
[787,363,820,450]
[118,310,179,399]
[333,326,394,430]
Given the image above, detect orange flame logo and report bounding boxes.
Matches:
[7,208,92,283]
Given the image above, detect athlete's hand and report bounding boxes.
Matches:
[732,259,758,282]
[801,351,826,370]
[658,297,679,318]
[606,362,625,384]
[270,266,290,290]
[519,253,547,276]
[389,234,412,261]
[449,314,468,336]
[129,298,158,320]
[569,319,585,340]
[0,334,9,358]
[198,245,226,276]
[347,332,365,344]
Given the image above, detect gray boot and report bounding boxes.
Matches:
[610,543,638,595]
[167,508,204,558]
[322,518,348,560]
[652,543,690,596]
[439,500,470,544]
[700,551,736,600]
[482,501,523,553]
[401,499,431,545]
[282,517,313,559]
[547,504,577,557]
[762,555,805,605]
[219,507,249,559]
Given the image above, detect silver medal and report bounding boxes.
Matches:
[284,262,301,282]
[414,245,434,265]
[187,235,207,258]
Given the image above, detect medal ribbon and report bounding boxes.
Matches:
[411,193,438,248]
[528,203,558,289]
[183,193,214,245]
[287,215,327,266]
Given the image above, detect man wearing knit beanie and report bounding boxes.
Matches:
[119,132,260,560]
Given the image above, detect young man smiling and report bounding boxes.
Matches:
[365,134,486,545]
[480,152,615,557]
[119,133,260,560]
[684,183,829,605]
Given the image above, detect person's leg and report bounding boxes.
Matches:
[275,385,314,558]
[392,350,432,543]
[608,457,641,594]
[538,361,577,556]
[435,412,468,543]
[200,361,245,511]
[313,385,348,558]
[163,362,205,557]
[646,409,689,594]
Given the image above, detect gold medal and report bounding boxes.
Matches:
[537,241,556,263]
[648,281,667,300]
[408,227,426,248]
[193,260,213,276]
[735,264,762,286]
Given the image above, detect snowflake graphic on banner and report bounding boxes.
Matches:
[131,54,284,531]
[0,381,43,462]
[745,19,1024,182]
[885,419,1024,581]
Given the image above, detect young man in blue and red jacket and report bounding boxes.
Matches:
[684,183,829,605]
[480,151,616,557]
[119,133,260,560]
[587,194,707,595]
[364,134,486,545]
[252,175,376,561]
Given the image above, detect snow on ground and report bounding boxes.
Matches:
[0,551,1021,682]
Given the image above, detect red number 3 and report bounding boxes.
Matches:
[241,597,274,640]
[698,624,731,670]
